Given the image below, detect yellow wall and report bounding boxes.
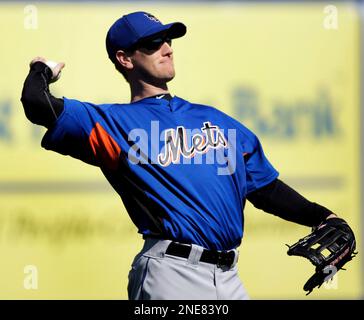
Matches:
[0,2,361,299]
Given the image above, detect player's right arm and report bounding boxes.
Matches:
[20,57,121,170]
[21,57,65,128]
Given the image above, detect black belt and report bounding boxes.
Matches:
[165,242,236,268]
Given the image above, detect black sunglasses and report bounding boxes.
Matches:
[134,36,172,51]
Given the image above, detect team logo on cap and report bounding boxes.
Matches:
[144,13,161,23]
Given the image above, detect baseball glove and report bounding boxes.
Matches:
[286,217,357,295]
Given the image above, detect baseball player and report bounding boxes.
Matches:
[21,11,342,300]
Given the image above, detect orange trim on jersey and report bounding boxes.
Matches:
[89,123,121,170]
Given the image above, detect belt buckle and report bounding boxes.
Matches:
[217,250,235,268]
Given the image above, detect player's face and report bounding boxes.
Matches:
[130,37,175,85]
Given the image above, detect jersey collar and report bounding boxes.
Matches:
[132,95,187,112]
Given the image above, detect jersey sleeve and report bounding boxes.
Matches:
[41,97,121,170]
[242,130,279,194]
[222,112,279,193]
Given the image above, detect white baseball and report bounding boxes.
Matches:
[45,60,58,69]
[45,60,61,81]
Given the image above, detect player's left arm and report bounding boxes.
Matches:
[238,125,337,227]
[239,124,356,294]
[246,178,337,227]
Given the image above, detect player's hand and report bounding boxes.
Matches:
[314,213,337,231]
[30,56,65,83]
[325,213,337,220]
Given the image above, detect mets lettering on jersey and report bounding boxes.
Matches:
[157,122,228,166]
[127,120,232,171]
[41,96,278,250]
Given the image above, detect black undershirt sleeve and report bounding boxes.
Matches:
[20,61,64,128]
[246,178,334,227]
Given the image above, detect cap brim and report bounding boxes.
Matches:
[140,22,187,41]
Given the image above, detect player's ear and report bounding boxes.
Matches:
[115,50,133,70]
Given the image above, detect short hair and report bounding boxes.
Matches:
[113,60,129,82]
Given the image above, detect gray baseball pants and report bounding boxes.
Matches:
[127,238,249,300]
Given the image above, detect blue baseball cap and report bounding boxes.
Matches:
[106,11,187,62]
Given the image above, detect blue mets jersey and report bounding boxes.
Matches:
[41,95,278,250]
